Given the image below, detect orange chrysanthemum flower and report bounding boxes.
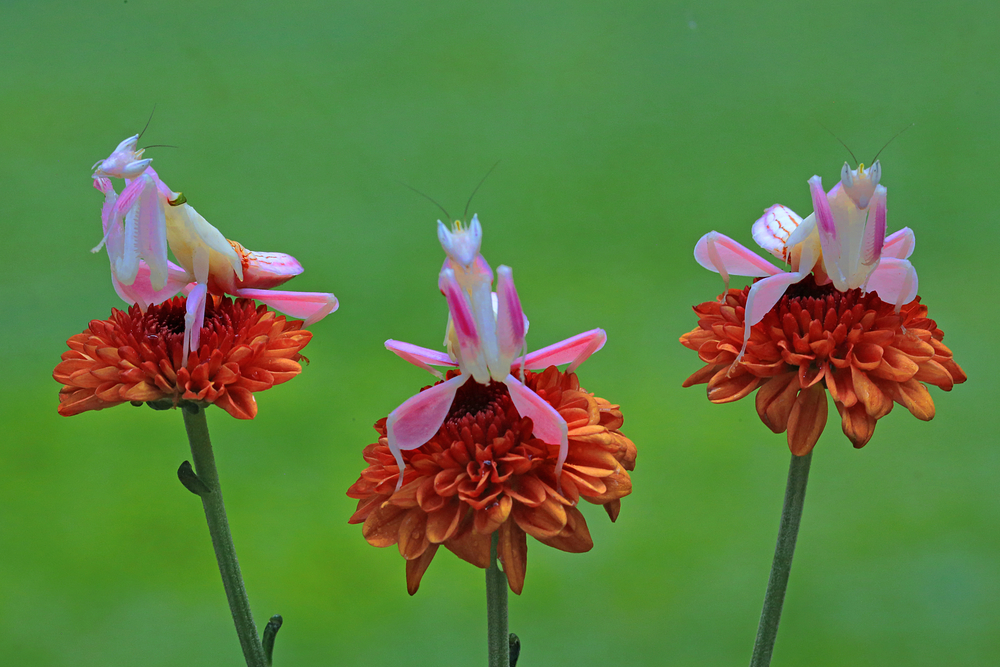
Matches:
[347,366,636,595]
[54,295,312,420]
[681,276,967,455]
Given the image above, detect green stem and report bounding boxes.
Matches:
[749,450,813,667]
[182,405,266,667]
[486,531,509,667]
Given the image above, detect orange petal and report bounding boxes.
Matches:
[682,364,720,387]
[425,500,463,543]
[836,401,877,448]
[585,467,631,504]
[850,366,892,419]
[512,496,567,539]
[872,346,920,382]
[755,372,799,433]
[405,543,440,595]
[474,495,512,535]
[362,503,407,548]
[537,507,594,554]
[786,383,828,456]
[445,514,491,568]
[893,379,935,420]
[825,367,857,408]
[497,521,528,595]
[913,360,954,391]
[603,498,621,522]
[397,508,430,560]
[707,366,761,404]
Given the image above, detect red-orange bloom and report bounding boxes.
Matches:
[347,366,636,595]
[54,295,311,419]
[681,277,966,455]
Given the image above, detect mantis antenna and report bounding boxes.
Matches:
[398,181,451,221]
[463,160,501,223]
[140,144,179,150]
[817,120,858,166]
[137,104,156,142]
[872,123,915,163]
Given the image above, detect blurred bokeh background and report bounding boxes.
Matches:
[2,1,997,665]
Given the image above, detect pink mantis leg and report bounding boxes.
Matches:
[734,236,821,364]
[384,340,457,379]
[183,282,209,362]
[495,265,527,378]
[386,373,470,490]
[881,227,915,259]
[105,174,169,290]
[860,187,887,266]
[694,232,782,294]
[517,329,608,372]
[865,258,918,311]
[233,289,339,326]
[95,178,191,308]
[503,373,569,483]
[112,263,192,310]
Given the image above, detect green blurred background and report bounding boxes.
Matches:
[2,1,997,665]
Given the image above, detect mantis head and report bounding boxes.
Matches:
[437,215,483,269]
[840,160,881,209]
[92,135,152,179]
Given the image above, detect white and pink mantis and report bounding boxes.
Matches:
[382,215,607,490]
[91,134,338,360]
[694,161,919,361]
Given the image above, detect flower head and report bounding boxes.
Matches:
[54,295,311,419]
[684,165,965,454]
[350,216,634,593]
[681,276,966,454]
[348,366,635,595]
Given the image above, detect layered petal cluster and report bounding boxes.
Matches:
[681,276,966,454]
[54,295,311,419]
[348,366,635,595]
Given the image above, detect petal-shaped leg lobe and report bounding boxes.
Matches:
[865,258,918,310]
[860,186,887,266]
[503,374,569,481]
[387,373,470,490]
[881,227,915,259]
[495,265,527,369]
[183,282,209,364]
[109,177,151,286]
[112,260,192,309]
[385,340,456,378]
[809,175,842,270]
[518,329,607,371]
[439,268,486,380]
[135,174,169,291]
[694,232,781,278]
[234,289,339,326]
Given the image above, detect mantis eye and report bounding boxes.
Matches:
[121,158,153,179]
[841,162,854,188]
[869,160,882,187]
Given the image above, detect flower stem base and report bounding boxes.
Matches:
[750,450,813,667]
[182,404,266,667]
[486,531,510,667]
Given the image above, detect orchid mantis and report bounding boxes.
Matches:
[383,215,607,490]
[694,161,919,360]
[92,134,338,361]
